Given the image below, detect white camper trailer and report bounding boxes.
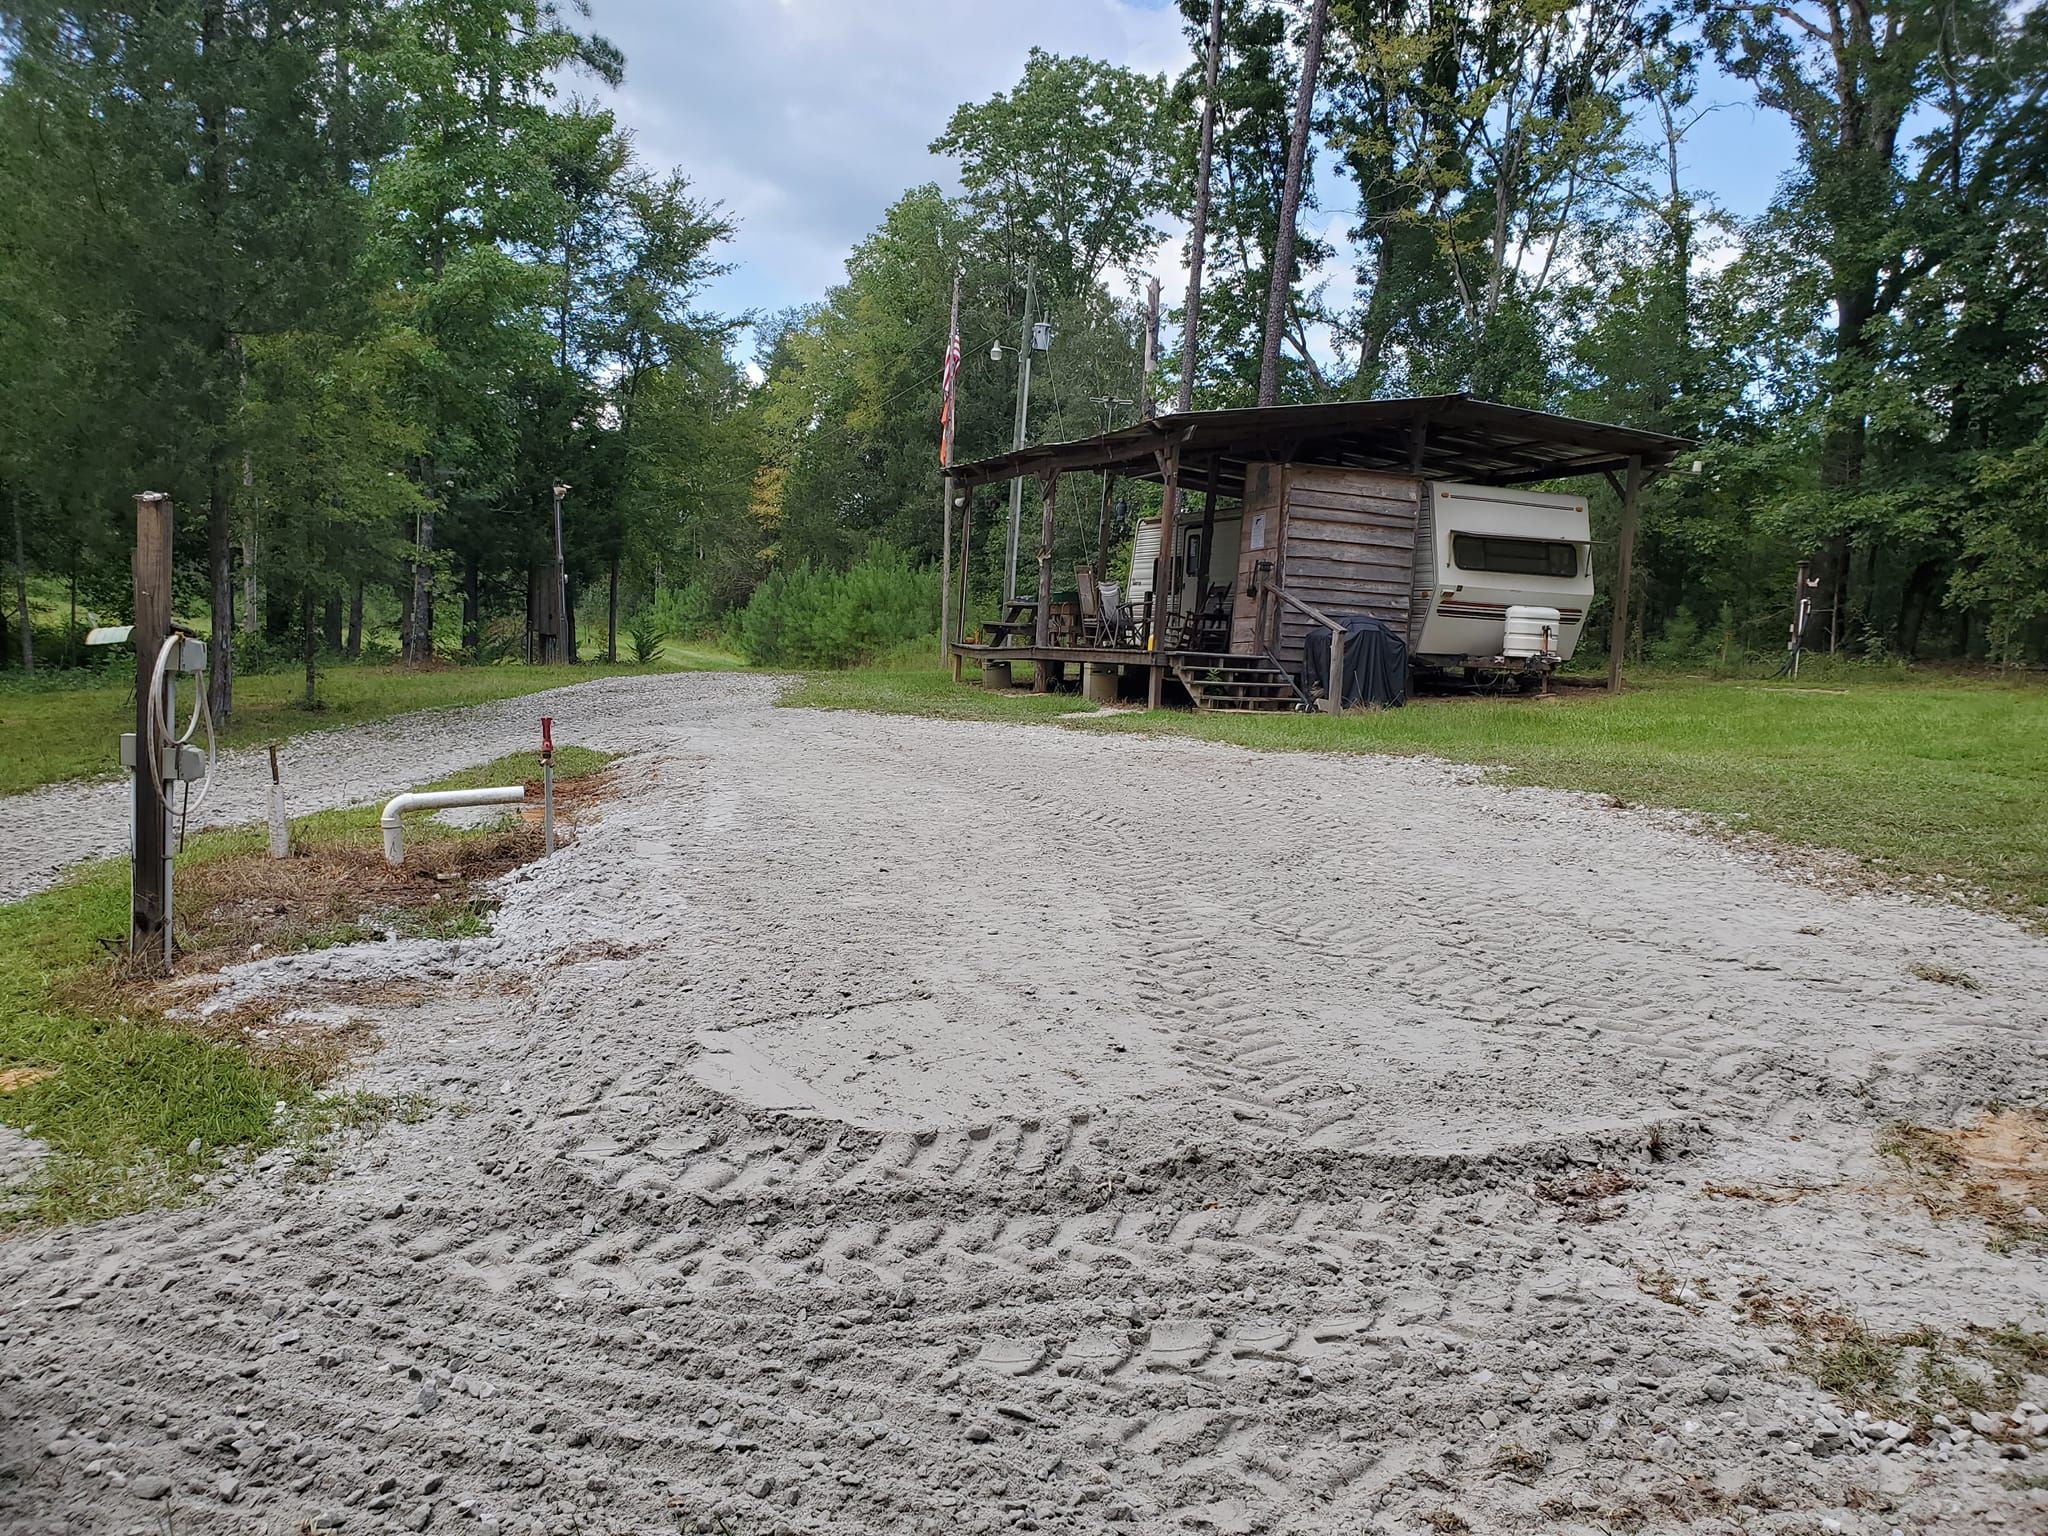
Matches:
[1409,481,1594,682]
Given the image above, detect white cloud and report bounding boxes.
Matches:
[587,0,1189,321]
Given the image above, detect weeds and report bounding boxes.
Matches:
[1878,1109,2047,1251]
[1737,1282,2048,1430]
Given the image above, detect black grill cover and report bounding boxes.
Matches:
[1299,616,1409,709]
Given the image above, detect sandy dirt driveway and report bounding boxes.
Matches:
[3,671,2046,1535]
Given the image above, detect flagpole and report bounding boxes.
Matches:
[939,269,961,663]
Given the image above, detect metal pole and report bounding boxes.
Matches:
[550,483,570,664]
[1004,267,1035,605]
[540,715,555,855]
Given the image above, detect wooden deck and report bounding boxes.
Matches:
[950,641,1166,666]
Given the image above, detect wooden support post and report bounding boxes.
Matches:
[1150,446,1180,708]
[1606,454,1643,693]
[1326,625,1345,715]
[939,474,954,665]
[1033,472,1056,692]
[132,491,173,968]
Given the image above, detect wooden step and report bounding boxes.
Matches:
[1171,652,1306,714]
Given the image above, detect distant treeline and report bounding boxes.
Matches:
[4,0,2045,703]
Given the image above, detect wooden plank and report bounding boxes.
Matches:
[1286,466,1420,500]
[1283,488,1422,517]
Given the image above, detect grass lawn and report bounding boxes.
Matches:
[784,664,2048,927]
[0,647,738,797]
[0,748,609,1225]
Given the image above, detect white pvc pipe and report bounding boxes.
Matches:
[380,786,526,867]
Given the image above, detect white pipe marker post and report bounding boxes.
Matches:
[267,743,289,859]
[381,787,526,867]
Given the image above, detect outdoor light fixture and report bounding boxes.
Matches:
[989,339,1004,363]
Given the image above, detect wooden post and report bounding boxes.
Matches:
[132,491,173,968]
[1606,454,1643,693]
[1149,446,1180,708]
[1033,472,1056,692]
[939,474,954,664]
[1327,624,1345,715]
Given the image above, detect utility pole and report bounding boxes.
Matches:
[550,482,570,664]
[132,492,173,967]
[1179,0,1224,415]
[1003,266,1037,605]
[939,269,961,661]
[1258,0,1329,407]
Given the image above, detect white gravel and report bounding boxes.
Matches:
[0,672,740,904]
[3,670,2046,1535]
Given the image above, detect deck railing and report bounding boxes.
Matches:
[1250,562,1345,715]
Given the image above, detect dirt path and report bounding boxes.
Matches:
[4,672,2046,1534]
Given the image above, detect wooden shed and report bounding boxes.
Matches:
[943,394,1689,710]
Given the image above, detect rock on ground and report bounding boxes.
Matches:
[3,671,2046,1535]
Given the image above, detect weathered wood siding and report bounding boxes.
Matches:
[1273,468,1421,665]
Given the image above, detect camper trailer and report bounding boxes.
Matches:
[945,395,1686,711]
[1132,477,1592,687]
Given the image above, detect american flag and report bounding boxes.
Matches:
[938,317,962,467]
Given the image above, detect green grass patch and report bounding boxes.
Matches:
[0,747,612,1224]
[782,662,2048,925]
[0,655,736,796]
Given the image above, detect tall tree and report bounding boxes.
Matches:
[1258,0,1331,405]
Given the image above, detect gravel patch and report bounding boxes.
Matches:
[0,672,777,903]
[3,671,2046,1533]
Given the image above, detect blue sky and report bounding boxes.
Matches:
[584,1,1800,328]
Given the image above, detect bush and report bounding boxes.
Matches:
[737,542,939,668]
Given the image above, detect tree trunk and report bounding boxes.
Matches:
[345,579,363,659]
[9,487,33,674]
[240,526,259,632]
[564,575,578,663]
[397,572,413,659]
[606,552,619,663]
[301,587,318,708]
[200,0,234,726]
[1179,0,1224,412]
[408,504,435,663]
[208,449,234,724]
[1256,0,1329,407]
[463,553,481,656]
[321,594,343,652]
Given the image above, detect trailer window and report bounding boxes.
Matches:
[1451,535,1578,578]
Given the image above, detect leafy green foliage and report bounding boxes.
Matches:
[738,544,941,669]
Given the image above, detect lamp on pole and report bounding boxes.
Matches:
[551,482,571,664]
